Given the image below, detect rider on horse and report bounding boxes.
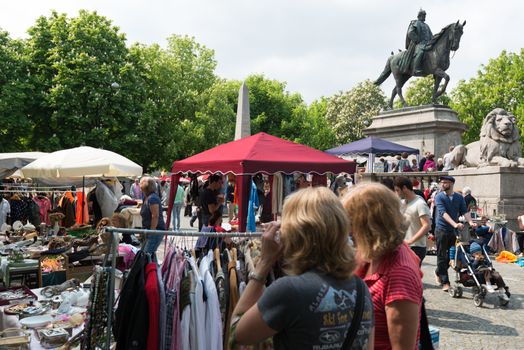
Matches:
[401,9,433,75]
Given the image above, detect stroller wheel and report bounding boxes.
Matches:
[456,287,463,298]
[448,286,455,297]
[473,294,484,307]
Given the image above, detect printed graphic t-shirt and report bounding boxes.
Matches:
[258,270,373,350]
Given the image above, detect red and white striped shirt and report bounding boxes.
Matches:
[356,243,423,350]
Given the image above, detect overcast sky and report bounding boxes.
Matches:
[1,0,522,103]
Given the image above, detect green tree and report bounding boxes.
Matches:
[26,11,138,154]
[245,74,305,138]
[326,80,387,144]
[0,30,32,151]
[393,76,451,109]
[450,49,524,144]
[130,35,217,169]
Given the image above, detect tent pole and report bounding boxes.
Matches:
[82,176,85,224]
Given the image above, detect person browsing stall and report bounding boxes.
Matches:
[200,174,225,230]
[140,176,166,254]
[342,183,423,350]
[230,187,374,349]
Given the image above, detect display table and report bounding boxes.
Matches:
[0,288,85,349]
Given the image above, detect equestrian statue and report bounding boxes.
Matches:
[374,9,466,109]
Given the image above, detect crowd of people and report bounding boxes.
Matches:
[378,146,457,173]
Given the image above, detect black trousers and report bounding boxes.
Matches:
[435,228,456,285]
[411,246,426,266]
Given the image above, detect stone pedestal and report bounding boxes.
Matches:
[364,105,468,158]
[450,166,524,231]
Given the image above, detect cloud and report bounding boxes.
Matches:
[1,0,522,103]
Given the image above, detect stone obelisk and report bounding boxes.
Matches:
[234,81,251,140]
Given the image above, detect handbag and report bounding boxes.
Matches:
[342,276,366,349]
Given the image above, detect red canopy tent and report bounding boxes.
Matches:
[167,132,356,231]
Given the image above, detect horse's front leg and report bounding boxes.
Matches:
[433,69,449,102]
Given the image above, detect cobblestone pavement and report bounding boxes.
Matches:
[422,254,524,349]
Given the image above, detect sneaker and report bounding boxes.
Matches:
[485,284,496,293]
[499,291,510,302]
[442,284,450,292]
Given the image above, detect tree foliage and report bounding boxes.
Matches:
[326,80,387,144]
[0,30,32,151]
[451,49,524,144]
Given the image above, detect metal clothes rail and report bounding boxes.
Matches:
[101,227,263,350]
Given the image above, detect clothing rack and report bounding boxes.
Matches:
[101,227,263,350]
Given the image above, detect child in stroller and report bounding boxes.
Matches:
[449,240,510,307]
[469,242,509,302]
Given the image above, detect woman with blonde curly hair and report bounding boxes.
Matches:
[342,182,423,350]
[231,186,374,349]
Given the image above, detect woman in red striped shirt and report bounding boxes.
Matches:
[342,183,423,350]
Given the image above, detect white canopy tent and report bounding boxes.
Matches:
[21,146,143,223]
[21,146,142,178]
[0,152,48,178]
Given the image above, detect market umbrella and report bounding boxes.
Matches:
[21,146,142,178]
[0,152,48,178]
[22,146,143,223]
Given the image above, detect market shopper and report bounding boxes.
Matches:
[342,182,423,350]
[170,182,184,231]
[434,175,476,292]
[200,174,224,230]
[394,176,431,265]
[230,187,374,349]
[140,176,165,254]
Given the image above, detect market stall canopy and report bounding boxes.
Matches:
[21,146,142,178]
[325,136,419,157]
[0,152,48,178]
[171,132,356,175]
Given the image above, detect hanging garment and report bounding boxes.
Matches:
[199,251,223,350]
[167,252,187,350]
[33,196,51,225]
[75,190,90,225]
[96,180,118,218]
[114,252,149,350]
[271,173,283,216]
[247,181,259,232]
[488,227,519,254]
[145,263,160,350]
[0,198,10,226]
[27,198,41,226]
[9,197,27,222]
[180,273,192,350]
[58,192,76,227]
[187,257,206,350]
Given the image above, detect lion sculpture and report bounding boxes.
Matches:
[450,108,524,168]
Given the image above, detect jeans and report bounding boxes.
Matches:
[410,246,426,266]
[435,228,457,285]
[171,204,183,230]
[143,233,163,254]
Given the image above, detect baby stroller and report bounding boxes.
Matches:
[448,240,510,307]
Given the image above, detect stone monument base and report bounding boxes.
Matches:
[450,166,524,231]
[364,105,468,158]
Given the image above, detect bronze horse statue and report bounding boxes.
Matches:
[374,20,466,109]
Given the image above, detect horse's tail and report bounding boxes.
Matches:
[374,56,393,85]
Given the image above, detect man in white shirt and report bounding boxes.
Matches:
[394,176,431,265]
[0,196,10,227]
[442,146,455,171]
